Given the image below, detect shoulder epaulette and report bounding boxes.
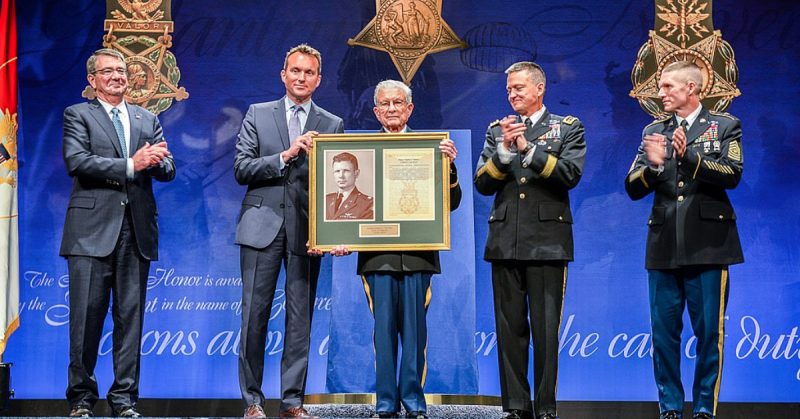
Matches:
[562,115,577,125]
[645,115,671,128]
[709,110,737,120]
[489,119,501,128]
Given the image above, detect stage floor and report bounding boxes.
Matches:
[4,400,800,418]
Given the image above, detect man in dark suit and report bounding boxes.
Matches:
[329,80,461,419]
[474,62,585,419]
[61,48,175,418]
[325,152,373,221]
[234,44,344,419]
[625,61,743,419]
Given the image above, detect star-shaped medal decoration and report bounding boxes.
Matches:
[630,0,740,118]
[348,0,466,85]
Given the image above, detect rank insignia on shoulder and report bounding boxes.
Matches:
[489,119,501,128]
[709,110,736,120]
[645,116,671,128]
[562,116,577,125]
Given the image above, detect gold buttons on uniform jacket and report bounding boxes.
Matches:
[522,163,528,168]
[520,177,527,184]
[719,215,724,219]
[678,195,684,202]
[558,216,563,221]
[678,181,685,188]
[519,193,526,199]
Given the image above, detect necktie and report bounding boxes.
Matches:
[524,117,533,129]
[680,119,689,132]
[111,108,127,158]
[334,193,343,212]
[288,105,303,142]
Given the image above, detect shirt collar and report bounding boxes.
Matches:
[523,105,547,126]
[97,98,128,118]
[381,125,408,133]
[339,186,355,200]
[285,96,311,114]
[676,103,703,129]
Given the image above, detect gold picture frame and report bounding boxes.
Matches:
[309,132,451,251]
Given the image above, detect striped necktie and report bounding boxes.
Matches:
[111,108,127,158]
[288,105,303,142]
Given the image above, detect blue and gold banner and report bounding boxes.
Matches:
[6,0,800,402]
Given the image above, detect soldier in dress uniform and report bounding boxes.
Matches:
[325,152,374,220]
[624,61,744,419]
[326,80,460,419]
[474,61,586,419]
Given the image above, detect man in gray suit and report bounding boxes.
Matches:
[61,48,176,418]
[234,44,344,419]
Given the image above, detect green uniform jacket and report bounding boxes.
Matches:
[474,110,586,261]
[357,129,462,275]
[624,107,744,269]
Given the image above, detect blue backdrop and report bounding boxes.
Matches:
[8,0,800,402]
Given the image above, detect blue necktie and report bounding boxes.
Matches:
[288,105,303,142]
[111,108,127,158]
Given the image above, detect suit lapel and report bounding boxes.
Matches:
[87,100,125,158]
[127,103,142,155]
[305,101,322,133]
[272,98,290,149]
[685,107,711,146]
[335,189,358,218]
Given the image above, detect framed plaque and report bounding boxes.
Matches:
[309,132,451,251]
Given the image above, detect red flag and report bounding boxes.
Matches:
[0,0,20,359]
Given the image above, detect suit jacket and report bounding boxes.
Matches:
[234,97,344,254]
[625,107,744,269]
[325,187,374,220]
[357,129,462,275]
[474,110,586,262]
[60,100,176,260]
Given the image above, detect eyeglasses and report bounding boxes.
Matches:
[378,100,407,110]
[93,67,128,77]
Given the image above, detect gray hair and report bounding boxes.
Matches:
[374,80,413,105]
[86,48,126,75]
[505,61,546,86]
[662,61,703,94]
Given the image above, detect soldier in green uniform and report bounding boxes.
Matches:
[624,61,744,419]
[475,61,586,419]
[325,80,460,419]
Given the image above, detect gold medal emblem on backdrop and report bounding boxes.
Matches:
[0,110,18,187]
[83,0,189,115]
[348,0,466,85]
[630,0,740,118]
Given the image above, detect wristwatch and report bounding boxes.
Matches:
[520,141,534,155]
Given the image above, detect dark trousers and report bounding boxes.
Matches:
[363,272,431,415]
[66,212,149,411]
[238,226,321,412]
[491,260,567,417]
[648,267,729,416]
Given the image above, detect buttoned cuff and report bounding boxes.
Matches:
[126,158,134,180]
[521,144,536,166]
[497,142,515,165]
